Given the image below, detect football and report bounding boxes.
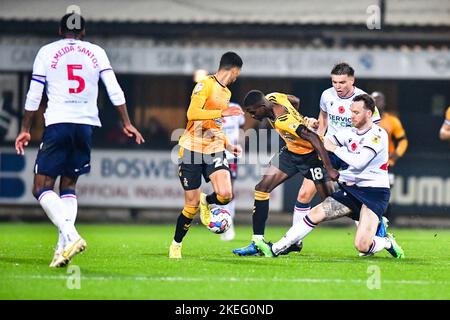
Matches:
[207,207,232,234]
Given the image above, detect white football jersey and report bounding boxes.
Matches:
[222,103,245,159]
[320,87,381,138]
[26,38,124,127]
[333,124,390,188]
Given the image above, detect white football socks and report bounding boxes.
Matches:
[57,192,78,250]
[366,236,392,254]
[222,199,235,220]
[272,216,317,255]
[293,203,310,226]
[39,190,79,244]
[252,234,264,242]
[61,193,78,224]
[221,200,236,240]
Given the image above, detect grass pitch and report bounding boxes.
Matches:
[0,222,449,300]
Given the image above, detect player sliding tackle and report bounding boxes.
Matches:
[233,90,339,256]
[255,94,405,258]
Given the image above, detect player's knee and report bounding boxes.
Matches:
[32,179,48,199]
[184,193,200,206]
[32,175,56,200]
[32,187,53,201]
[216,190,232,204]
[354,238,371,253]
[32,181,45,198]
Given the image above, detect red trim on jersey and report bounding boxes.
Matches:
[380,162,389,171]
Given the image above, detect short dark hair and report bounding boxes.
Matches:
[243,90,265,109]
[60,13,85,35]
[331,62,354,77]
[353,94,375,113]
[219,52,243,70]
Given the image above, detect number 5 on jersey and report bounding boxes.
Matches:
[67,64,85,94]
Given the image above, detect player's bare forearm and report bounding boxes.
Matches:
[318,111,328,136]
[395,137,408,158]
[16,110,34,155]
[20,110,35,133]
[390,151,400,164]
[116,104,145,144]
[287,95,300,110]
[116,104,132,125]
[297,125,339,181]
[296,126,330,167]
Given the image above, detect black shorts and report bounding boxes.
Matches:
[178,148,230,190]
[270,146,329,184]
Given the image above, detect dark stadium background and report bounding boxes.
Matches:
[0,0,449,226]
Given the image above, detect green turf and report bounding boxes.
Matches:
[0,222,449,299]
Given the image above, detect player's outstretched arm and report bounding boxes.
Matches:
[116,104,145,145]
[15,110,34,155]
[296,125,339,181]
[325,138,376,170]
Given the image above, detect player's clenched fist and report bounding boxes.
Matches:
[304,117,319,130]
[226,143,242,158]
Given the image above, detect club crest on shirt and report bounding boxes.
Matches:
[373,108,380,118]
[372,135,381,144]
[193,83,204,94]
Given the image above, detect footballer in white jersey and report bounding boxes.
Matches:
[332,124,390,188]
[293,63,387,256]
[222,103,245,160]
[320,86,381,139]
[15,13,144,268]
[26,38,123,127]
[256,94,405,259]
[220,102,245,241]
